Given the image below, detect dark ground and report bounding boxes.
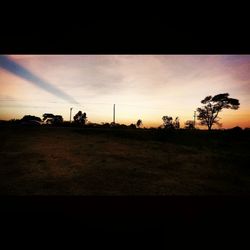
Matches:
[1,125,250,244]
[0,125,250,195]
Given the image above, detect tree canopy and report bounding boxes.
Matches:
[162,116,180,129]
[197,93,240,130]
[73,111,87,125]
[136,119,143,128]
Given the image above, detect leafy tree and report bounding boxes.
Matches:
[136,119,143,128]
[42,113,54,122]
[185,120,195,129]
[197,93,240,130]
[21,115,41,122]
[129,123,136,129]
[73,111,87,125]
[174,117,180,129]
[20,115,41,125]
[42,113,63,125]
[162,116,173,129]
[53,115,63,124]
[162,116,179,129]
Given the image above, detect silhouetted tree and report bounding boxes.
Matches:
[197,93,240,130]
[73,111,87,125]
[20,115,41,125]
[53,115,63,124]
[21,115,41,122]
[42,113,63,125]
[136,119,143,128]
[120,124,128,129]
[162,116,173,129]
[43,113,54,122]
[174,117,180,129]
[162,116,179,129]
[185,120,195,129]
[129,123,136,129]
[43,113,54,124]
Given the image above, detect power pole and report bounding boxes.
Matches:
[193,111,196,128]
[113,104,116,124]
[113,104,115,124]
[70,107,73,123]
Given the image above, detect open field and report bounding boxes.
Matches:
[0,125,250,195]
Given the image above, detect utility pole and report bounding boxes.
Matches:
[70,107,73,123]
[113,104,115,124]
[193,111,196,128]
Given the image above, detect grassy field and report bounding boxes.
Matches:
[0,125,250,195]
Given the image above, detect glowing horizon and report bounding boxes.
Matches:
[0,55,250,129]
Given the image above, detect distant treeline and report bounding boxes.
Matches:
[0,118,248,132]
[0,93,244,130]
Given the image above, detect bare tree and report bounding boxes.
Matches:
[197,93,240,130]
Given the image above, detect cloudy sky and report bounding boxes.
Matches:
[0,55,250,128]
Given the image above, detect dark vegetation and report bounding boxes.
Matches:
[0,123,249,195]
[2,93,241,130]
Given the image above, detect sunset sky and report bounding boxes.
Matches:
[0,55,250,128]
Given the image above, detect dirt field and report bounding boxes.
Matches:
[0,125,250,195]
